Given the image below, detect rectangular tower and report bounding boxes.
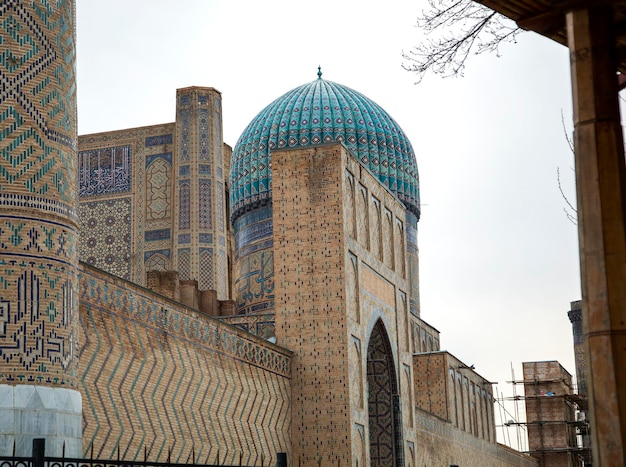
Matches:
[273,143,417,466]
[78,87,231,300]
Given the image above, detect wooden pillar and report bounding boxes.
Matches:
[567,4,626,465]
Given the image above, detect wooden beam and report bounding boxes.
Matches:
[517,10,565,35]
[567,4,626,466]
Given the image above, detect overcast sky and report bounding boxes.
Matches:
[76,1,581,447]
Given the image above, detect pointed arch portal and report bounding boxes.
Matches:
[367,319,404,467]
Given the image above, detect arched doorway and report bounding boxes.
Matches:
[367,319,403,466]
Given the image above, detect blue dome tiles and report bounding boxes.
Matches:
[230,76,420,223]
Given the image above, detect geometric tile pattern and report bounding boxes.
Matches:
[0,217,79,387]
[0,1,77,202]
[179,108,190,162]
[199,248,213,291]
[79,198,131,280]
[78,265,291,462]
[144,251,169,272]
[198,108,209,161]
[230,74,420,224]
[219,313,276,340]
[217,249,228,299]
[0,0,79,387]
[217,181,224,233]
[146,157,171,220]
[179,181,190,230]
[367,320,398,467]
[199,180,211,229]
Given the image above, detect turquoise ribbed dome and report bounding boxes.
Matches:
[230,74,420,223]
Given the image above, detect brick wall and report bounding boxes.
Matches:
[415,410,539,467]
[78,263,291,464]
[273,143,419,465]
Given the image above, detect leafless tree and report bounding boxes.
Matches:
[403,0,521,82]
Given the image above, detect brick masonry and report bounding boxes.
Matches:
[78,87,231,300]
[78,262,291,464]
[273,144,418,466]
[0,0,80,389]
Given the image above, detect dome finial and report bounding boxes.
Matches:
[317,66,322,79]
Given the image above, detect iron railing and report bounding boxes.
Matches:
[0,441,287,467]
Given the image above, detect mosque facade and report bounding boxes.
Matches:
[0,2,540,466]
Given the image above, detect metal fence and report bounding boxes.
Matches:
[0,441,287,467]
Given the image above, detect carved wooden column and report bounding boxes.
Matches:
[567,4,626,465]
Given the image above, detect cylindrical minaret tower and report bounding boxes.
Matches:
[0,0,82,456]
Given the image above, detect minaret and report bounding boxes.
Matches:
[172,87,229,299]
[0,0,82,456]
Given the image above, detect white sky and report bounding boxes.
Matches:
[76,0,581,446]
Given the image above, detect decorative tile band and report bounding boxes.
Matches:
[0,193,78,222]
[79,266,291,376]
[145,134,173,147]
[145,229,171,241]
[199,233,213,244]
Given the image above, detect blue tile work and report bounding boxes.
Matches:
[230,77,420,224]
[198,109,210,161]
[145,134,173,147]
[235,218,273,252]
[179,181,190,230]
[144,249,171,261]
[178,234,191,244]
[237,238,273,265]
[198,164,211,175]
[0,1,79,386]
[145,229,170,241]
[199,233,212,244]
[0,216,79,386]
[217,181,224,232]
[144,251,169,271]
[199,180,211,229]
[79,145,131,197]
[78,265,291,462]
[145,152,172,167]
[214,109,221,155]
[179,165,190,177]
[79,198,131,280]
[179,109,190,162]
[199,248,213,290]
[220,313,276,340]
[145,157,171,221]
[235,249,274,314]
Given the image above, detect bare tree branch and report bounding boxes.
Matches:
[560,110,574,154]
[557,167,577,225]
[403,0,521,82]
